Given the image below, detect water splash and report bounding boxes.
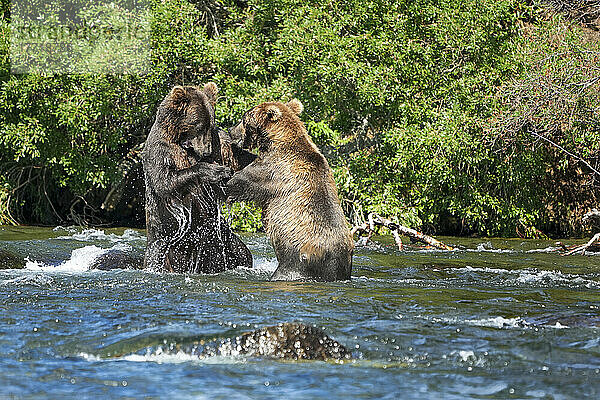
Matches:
[1,274,55,286]
[452,266,600,288]
[54,228,145,243]
[77,350,246,365]
[25,243,132,272]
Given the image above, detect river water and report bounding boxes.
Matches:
[0,226,599,399]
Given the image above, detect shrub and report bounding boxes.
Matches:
[0,0,598,237]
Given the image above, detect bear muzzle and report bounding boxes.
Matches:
[182,135,213,161]
[229,121,245,147]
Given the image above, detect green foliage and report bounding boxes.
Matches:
[0,175,16,225]
[489,10,600,234]
[222,202,263,232]
[305,120,341,148]
[0,0,598,236]
[0,9,8,82]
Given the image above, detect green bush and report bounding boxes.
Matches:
[489,10,600,235]
[0,0,598,237]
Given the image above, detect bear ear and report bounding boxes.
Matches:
[203,82,218,107]
[265,104,282,122]
[286,99,303,115]
[169,86,189,108]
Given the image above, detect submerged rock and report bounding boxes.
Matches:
[210,322,351,361]
[0,248,25,270]
[98,323,351,362]
[88,250,144,271]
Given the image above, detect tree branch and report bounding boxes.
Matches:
[528,129,600,178]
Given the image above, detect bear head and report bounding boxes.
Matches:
[229,99,303,152]
[158,83,219,161]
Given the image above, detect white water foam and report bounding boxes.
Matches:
[526,246,562,253]
[54,228,145,243]
[549,322,569,329]
[463,316,525,329]
[464,242,515,254]
[405,242,515,254]
[25,243,132,272]
[226,256,278,280]
[454,350,476,362]
[428,315,526,329]
[453,266,511,275]
[77,352,103,362]
[352,276,387,283]
[411,248,457,253]
[240,257,278,274]
[121,350,201,364]
[1,274,55,286]
[424,314,577,330]
[515,269,599,288]
[447,350,489,368]
[452,266,600,289]
[78,350,246,365]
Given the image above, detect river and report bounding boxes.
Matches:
[0,226,599,399]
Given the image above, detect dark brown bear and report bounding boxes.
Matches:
[143,84,252,273]
[226,99,354,281]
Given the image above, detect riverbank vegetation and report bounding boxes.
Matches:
[0,0,598,237]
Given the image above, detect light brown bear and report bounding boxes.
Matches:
[225,99,353,281]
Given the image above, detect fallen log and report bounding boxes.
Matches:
[563,232,600,256]
[352,213,455,251]
[559,209,600,255]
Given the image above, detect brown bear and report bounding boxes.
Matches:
[225,99,354,281]
[143,83,253,273]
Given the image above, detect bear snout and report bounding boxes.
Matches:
[229,121,245,146]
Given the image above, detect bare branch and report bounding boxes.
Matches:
[528,129,600,178]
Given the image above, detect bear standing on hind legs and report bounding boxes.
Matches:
[143,83,253,273]
[226,99,354,281]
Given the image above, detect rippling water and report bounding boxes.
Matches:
[1,226,599,399]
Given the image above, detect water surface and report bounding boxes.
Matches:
[1,226,599,399]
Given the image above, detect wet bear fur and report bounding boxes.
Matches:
[143,84,253,273]
[226,100,353,281]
